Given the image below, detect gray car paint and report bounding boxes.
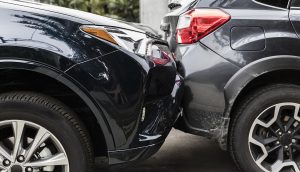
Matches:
[163,0,300,149]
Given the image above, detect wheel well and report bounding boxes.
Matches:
[227,70,300,147]
[0,69,108,157]
[230,69,300,116]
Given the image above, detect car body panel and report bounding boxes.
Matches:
[0,0,184,164]
[175,43,239,134]
[0,1,120,70]
[0,0,143,33]
[163,0,300,149]
[219,55,300,148]
[230,26,266,51]
[201,8,297,67]
[65,47,184,163]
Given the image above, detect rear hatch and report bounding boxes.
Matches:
[161,0,198,52]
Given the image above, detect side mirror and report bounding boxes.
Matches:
[168,0,182,10]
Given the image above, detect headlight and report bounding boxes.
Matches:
[80,25,147,53]
[81,26,118,44]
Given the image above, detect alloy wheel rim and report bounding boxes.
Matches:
[248,103,300,172]
[0,120,69,172]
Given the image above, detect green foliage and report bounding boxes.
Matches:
[39,0,140,22]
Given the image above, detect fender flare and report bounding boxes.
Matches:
[0,58,115,150]
[224,55,300,118]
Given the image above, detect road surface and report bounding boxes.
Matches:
[96,129,239,172]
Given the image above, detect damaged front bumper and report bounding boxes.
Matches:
[108,40,184,164]
[108,74,184,164]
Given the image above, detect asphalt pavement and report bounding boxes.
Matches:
[96,129,239,172]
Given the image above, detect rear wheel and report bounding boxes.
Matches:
[0,92,93,172]
[230,84,300,172]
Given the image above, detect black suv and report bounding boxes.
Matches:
[0,1,183,172]
[162,0,300,172]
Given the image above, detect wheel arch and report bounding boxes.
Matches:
[220,55,300,149]
[225,55,300,118]
[0,59,115,155]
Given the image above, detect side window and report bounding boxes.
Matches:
[255,0,289,8]
[292,0,300,7]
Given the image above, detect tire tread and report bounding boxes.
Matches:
[0,91,94,172]
[229,84,300,171]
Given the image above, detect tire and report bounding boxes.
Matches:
[230,84,300,172]
[0,91,93,172]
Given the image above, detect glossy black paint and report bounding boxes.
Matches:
[0,0,183,164]
[162,0,300,149]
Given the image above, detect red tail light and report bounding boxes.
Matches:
[150,51,171,65]
[149,45,171,65]
[176,9,231,44]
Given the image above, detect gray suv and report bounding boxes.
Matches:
[162,0,300,172]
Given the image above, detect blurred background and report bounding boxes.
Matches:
[32,0,169,32]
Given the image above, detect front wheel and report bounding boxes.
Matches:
[0,92,93,172]
[230,84,300,172]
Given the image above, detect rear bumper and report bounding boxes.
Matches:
[174,43,239,137]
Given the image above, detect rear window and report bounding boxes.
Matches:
[255,0,289,8]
